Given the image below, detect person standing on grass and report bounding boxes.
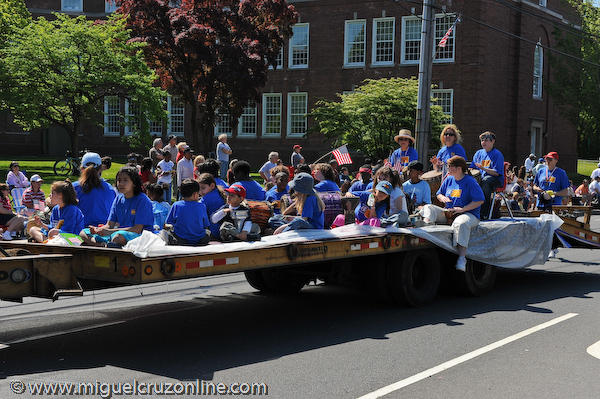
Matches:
[259,152,279,184]
[176,146,194,199]
[148,138,164,169]
[291,145,304,168]
[216,134,233,179]
[73,152,116,228]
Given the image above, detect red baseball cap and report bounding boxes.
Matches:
[544,151,559,160]
[224,184,246,199]
[293,144,302,150]
[359,167,372,173]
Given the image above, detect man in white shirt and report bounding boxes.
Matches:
[259,152,279,184]
[590,163,600,180]
[176,146,194,199]
[524,154,535,173]
[589,176,600,201]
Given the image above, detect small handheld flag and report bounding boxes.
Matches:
[332,145,353,165]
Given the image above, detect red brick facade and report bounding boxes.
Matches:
[0,0,579,173]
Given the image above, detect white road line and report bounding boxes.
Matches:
[0,343,9,350]
[587,340,600,360]
[357,313,579,399]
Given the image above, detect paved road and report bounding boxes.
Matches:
[1,236,600,398]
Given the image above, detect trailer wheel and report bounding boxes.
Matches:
[260,269,307,294]
[461,260,496,297]
[387,250,441,307]
[244,270,269,292]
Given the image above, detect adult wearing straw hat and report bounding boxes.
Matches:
[389,129,418,171]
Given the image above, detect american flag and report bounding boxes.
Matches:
[332,145,352,165]
[438,17,460,48]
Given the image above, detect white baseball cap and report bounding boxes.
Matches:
[30,174,43,182]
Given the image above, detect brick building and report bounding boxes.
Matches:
[0,0,579,173]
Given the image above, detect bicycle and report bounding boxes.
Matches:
[53,150,85,176]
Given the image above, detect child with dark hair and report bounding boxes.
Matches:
[211,184,261,241]
[139,157,156,190]
[146,183,170,231]
[101,156,112,175]
[339,167,351,184]
[29,181,85,243]
[313,163,340,192]
[349,165,373,195]
[227,158,238,186]
[80,166,153,247]
[231,160,266,200]
[265,172,289,214]
[197,173,227,239]
[195,159,229,188]
[73,152,116,228]
[296,164,312,175]
[163,179,210,246]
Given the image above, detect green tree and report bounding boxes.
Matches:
[0,13,167,152]
[309,78,447,160]
[548,0,600,157]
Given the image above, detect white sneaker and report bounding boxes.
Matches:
[455,256,467,272]
[2,230,13,241]
[548,249,558,259]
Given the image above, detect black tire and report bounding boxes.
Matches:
[244,270,269,292]
[387,250,441,307]
[53,160,72,176]
[461,260,496,297]
[260,268,307,294]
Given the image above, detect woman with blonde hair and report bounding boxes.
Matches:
[175,141,188,164]
[193,155,206,179]
[431,124,467,172]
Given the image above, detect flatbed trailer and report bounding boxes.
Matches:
[0,229,497,306]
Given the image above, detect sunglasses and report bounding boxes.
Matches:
[398,138,409,142]
[444,133,456,137]
[480,135,494,142]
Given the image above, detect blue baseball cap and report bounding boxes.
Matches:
[81,152,102,168]
[375,180,393,196]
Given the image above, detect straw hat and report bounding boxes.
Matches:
[394,129,415,144]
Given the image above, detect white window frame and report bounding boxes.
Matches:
[262,93,282,138]
[61,0,83,12]
[401,14,457,65]
[238,101,257,138]
[287,92,308,138]
[289,23,309,69]
[124,98,143,137]
[538,0,547,7]
[214,110,233,137]
[103,96,120,136]
[371,17,395,66]
[431,89,454,123]
[167,95,185,137]
[344,19,367,67]
[105,0,117,13]
[533,45,543,99]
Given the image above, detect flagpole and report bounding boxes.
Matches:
[312,150,334,165]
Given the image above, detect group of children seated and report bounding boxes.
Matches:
[1,152,434,248]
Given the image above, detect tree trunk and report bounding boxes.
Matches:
[69,125,79,154]
[189,102,200,152]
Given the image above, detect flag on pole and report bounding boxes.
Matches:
[332,145,353,165]
[438,17,460,48]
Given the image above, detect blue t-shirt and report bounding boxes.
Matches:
[214,177,229,189]
[402,180,432,206]
[302,195,324,229]
[237,180,266,201]
[437,143,467,163]
[349,180,372,196]
[470,148,504,186]
[200,188,226,238]
[108,193,154,231]
[533,166,569,206]
[152,201,171,231]
[166,200,210,242]
[73,180,116,227]
[50,204,85,235]
[389,147,418,169]
[354,192,388,222]
[314,180,340,192]
[265,186,289,214]
[436,175,485,219]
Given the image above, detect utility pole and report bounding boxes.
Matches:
[415,0,435,166]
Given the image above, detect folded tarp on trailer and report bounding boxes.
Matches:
[122,214,562,269]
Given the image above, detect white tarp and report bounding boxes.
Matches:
[123,214,563,269]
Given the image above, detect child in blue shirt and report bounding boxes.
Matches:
[163,179,210,246]
[29,180,85,243]
[197,172,227,239]
[231,160,266,200]
[313,163,340,192]
[273,173,325,234]
[349,165,373,195]
[146,183,171,232]
[73,152,116,227]
[265,172,290,215]
[402,161,432,212]
[470,131,505,219]
[80,166,154,247]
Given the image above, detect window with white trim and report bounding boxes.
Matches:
[105,0,117,13]
[538,0,547,7]
[289,23,309,69]
[62,0,83,12]
[149,119,162,136]
[344,20,366,67]
[167,96,185,136]
[124,99,143,136]
[533,45,543,99]
[287,93,307,138]
[103,96,120,136]
[262,93,281,137]
[214,110,233,137]
[402,14,456,64]
[432,89,453,123]
[372,18,395,66]
[238,100,257,137]
[269,48,283,70]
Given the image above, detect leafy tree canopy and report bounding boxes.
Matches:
[309,78,447,161]
[117,0,298,151]
[0,13,167,152]
[548,0,600,157]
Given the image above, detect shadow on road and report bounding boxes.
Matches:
[1,267,599,381]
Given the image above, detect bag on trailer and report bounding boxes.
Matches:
[317,191,343,229]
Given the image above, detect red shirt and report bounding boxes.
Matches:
[1,195,12,212]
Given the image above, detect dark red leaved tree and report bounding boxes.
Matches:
[116,0,298,152]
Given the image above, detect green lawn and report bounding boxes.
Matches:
[578,159,598,177]
[0,159,124,195]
